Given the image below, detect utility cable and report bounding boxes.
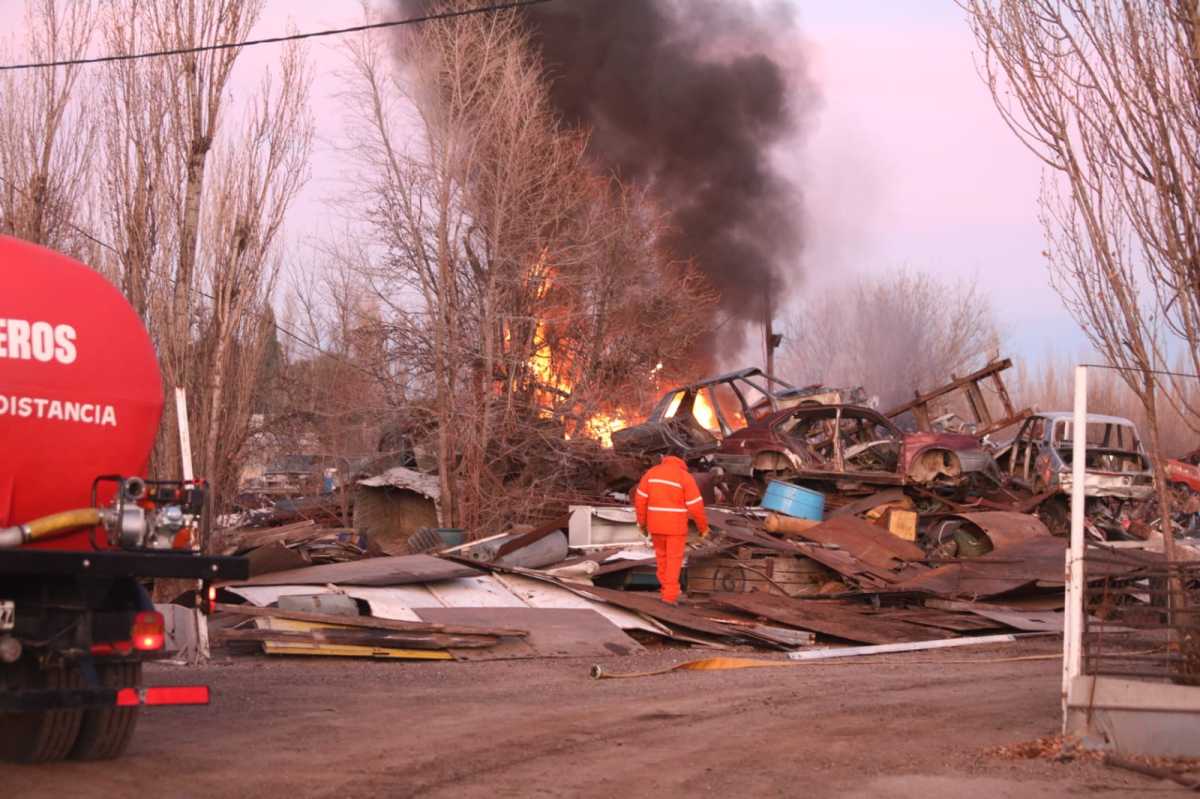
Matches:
[0,0,554,71]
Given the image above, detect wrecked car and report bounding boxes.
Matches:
[611,368,875,461]
[994,413,1155,534]
[1165,448,1200,495]
[995,413,1155,502]
[611,368,794,460]
[713,404,996,499]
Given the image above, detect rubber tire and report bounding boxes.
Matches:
[70,661,141,761]
[0,663,84,763]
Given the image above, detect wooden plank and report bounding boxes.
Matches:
[687,555,831,596]
[215,625,496,649]
[883,359,1014,419]
[260,642,451,660]
[212,602,528,637]
[223,520,319,551]
[711,592,951,645]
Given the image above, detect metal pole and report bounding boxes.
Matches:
[175,387,209,664]
[175,387,194,483]
[1062,365,1087,731]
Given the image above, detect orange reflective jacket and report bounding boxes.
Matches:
[634,456,709,537]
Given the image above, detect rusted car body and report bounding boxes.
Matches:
[611,368,875,461]
[713,404,995,490]
[995,412,1155,501]
[611,368,795,459]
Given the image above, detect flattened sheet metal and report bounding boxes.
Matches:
[828,490,908,519]
[492,573,672,637]
[227,575,672,638]
[966,608,1065,632]
[225,585,434,621]
[424,575,527,608]
[711,593,949,645]
[896,536,1068,597]
[875,607,1006,632]
[229,554,479,587]
[414,607,642,660]
[795,516,925,568]
[949,512,1050,550]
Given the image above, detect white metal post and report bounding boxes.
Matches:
[1062,365,1087,731]
[175,388,209,663]
[175,387,194,483]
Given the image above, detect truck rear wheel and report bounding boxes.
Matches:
[0,663,84,763]
[70,661,142,761]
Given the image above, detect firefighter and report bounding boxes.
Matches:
[634,455,709,604]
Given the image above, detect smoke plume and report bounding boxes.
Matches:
[523,0,808,360]
[401,0,811,360]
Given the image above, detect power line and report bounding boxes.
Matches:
[1082,363,1200,381]
[0,0,552,71]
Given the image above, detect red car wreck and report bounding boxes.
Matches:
[713,404,996,497]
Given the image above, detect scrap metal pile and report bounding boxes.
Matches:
[195,357,1197,664]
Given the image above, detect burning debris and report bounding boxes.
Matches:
[212,351,1193,710]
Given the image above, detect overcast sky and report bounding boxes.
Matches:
[2,0,1089,365]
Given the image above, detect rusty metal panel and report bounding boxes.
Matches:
[711,593,949,645]
[896,536,1068,597]
[950,511,1051,550]
[792,516,925,569]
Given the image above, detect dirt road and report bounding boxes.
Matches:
[6,640,1155,798]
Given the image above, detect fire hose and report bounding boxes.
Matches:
[0,508,102,549]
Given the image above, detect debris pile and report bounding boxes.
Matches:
[199,357,1194,668]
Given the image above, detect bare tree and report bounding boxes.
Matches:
[964,1,1200,566]
[96,1,313,528]
[187,45,313,517]
[0,0,96,255]
[782,270,1001,409]
[339,1,714,531]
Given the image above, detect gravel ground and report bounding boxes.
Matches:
[4,639,1166,798]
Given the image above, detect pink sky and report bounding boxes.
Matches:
[1,0,1086,363]
[790,8,1082,359]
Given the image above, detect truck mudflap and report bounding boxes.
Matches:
[1,684,209,712]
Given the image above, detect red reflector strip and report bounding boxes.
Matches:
[116,686,210,707]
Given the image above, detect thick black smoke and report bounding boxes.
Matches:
[403,0,810,360]
[523,0,806,359]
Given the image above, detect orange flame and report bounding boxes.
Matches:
[693,391,721,432]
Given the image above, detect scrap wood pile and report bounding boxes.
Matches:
[214,520,373,576]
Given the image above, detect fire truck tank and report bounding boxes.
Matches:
[0,236,163,548]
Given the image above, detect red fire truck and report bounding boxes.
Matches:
[0,236,247,762]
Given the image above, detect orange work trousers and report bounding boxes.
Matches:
[651,534,687,604]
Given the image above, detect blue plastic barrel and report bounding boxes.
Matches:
[761,481,825,520]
